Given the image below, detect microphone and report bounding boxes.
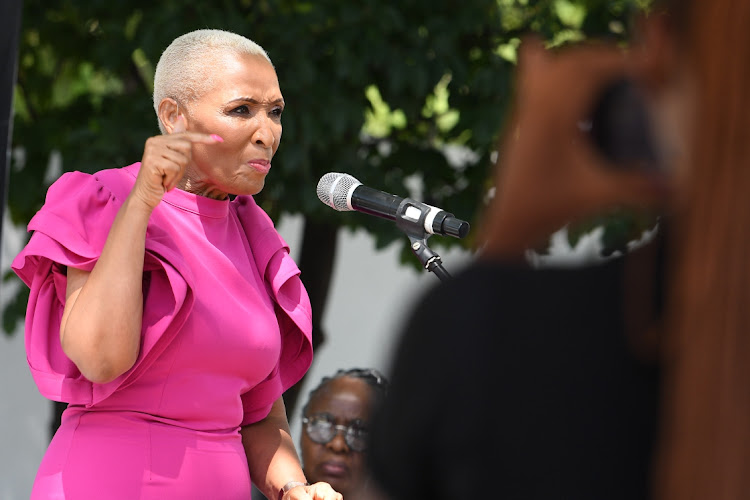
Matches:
[316,172,470,239]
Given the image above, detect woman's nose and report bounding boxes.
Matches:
[326,429,350,453]
[252,119,275,148]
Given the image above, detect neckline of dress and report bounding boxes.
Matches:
[162,187,230,218]
[123,163,230,218]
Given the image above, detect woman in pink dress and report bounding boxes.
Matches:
[12,29,342,500]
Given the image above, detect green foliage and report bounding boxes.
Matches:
[5,0,651,333]
[565,209,660,257]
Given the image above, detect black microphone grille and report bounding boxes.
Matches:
[316,172,361,212]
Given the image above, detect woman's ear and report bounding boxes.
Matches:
[157,98,184,134]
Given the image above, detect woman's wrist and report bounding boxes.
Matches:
[278,480,308,500]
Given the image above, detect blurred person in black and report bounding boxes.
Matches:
[369,0,750,498]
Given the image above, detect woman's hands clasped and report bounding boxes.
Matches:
[131,114,222,210]
[282,482,343,500]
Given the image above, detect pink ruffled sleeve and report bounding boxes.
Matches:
[235,196,313,426]
[11,169,194,406]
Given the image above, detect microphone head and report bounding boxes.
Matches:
[316,172,361,212]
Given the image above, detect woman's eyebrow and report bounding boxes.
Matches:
[227,96,285,105]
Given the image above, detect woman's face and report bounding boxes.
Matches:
[181,52,283,199]
[301,377,376,497]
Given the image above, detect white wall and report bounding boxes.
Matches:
[0,211,474,500]
[1,212,50,500]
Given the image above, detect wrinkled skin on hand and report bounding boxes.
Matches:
[131,114,221,210]
[282,481,343,500]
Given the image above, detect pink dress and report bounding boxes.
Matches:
[12,163,313,499]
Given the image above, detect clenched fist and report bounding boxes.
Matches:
[131,114,222,210]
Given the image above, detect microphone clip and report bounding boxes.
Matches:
[395,198,453,282]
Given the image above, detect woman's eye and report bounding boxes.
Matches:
[350,420,367,431]
[231,105,250,114]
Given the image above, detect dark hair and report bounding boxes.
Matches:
[651,0,691,38]
[301,368,389,418]
[651,0,750,497]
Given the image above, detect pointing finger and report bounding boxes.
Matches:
[169,114,223,144]
[172,113,187,134]
[175,132,224,145]
[169,117,223,146]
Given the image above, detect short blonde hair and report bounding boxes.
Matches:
[152,29,272,133]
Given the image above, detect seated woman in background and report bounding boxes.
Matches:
[300,368,389,500]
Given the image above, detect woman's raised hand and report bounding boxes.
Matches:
[131,114,222,210]
[479,38,672,260]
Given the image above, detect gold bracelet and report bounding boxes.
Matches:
[278,481,308,500]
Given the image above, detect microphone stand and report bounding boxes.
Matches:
[406,235,452,282]
[395,198,453,282]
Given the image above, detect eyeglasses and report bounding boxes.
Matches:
[302,415,369,452]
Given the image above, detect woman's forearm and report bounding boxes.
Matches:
[242,398,307,500]
[60,193,153,384]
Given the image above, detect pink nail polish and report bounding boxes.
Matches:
[210,134,224,142]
